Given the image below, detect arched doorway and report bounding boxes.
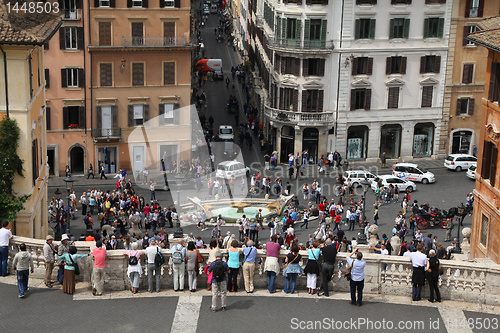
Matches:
[302,128,319,164]
[70,146,84,174]
[280,126,295,163]
[347,125,369,160]
[451,129,473,154]
[380,124,402,159]
[413,123,435,157]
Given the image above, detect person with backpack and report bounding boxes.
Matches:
[208,251,230,312]
[171,239,186,291]
[124,242,144,294]
[145,237,162,293]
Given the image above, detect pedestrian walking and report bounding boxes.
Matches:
[380,151,387,168]
[100,163,107,179]
[12,243,34,298]
[87,163,95,179]
[208,251,230,312]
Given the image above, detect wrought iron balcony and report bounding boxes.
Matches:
[265,105,335,126]
[267,37,334,51]
[255,16,264,28]
[122,36,189,47]
[93,128,121,140]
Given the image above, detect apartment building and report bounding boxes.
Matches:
[441,0,500,157]
[467,17,500,264]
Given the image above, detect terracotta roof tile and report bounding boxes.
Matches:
[0,11,62,45]
[467,17,500,53]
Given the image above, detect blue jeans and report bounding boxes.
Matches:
[266,271,276,293]
[350,279,364,305]
[284,273,298,294]
[17,269,29,296]
[412,283,423,301]
[151,190,156,202]
[0,246,8,276]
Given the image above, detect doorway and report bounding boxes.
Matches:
[47,149,55,175]
[451,130,473,154]
[302,128,318,164]
[98,147,117,174]
[70,146,84,174]
[280,126,295,163]
[380,124,402,159]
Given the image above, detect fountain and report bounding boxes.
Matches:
[232,202,250,214]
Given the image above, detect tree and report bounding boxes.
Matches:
[0,118,30,223]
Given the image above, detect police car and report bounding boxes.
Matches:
[392,163,435,184]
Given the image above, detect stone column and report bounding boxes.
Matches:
[400,121,414,160]
[367,122,381,160]
[294,126,303,156]
[274,123,282,162]
[317,128,329,159]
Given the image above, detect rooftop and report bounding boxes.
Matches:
[0,10,62,45]
[467,16,500,52]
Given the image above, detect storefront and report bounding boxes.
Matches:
[451,129,473,154]
[380,124,402,159]
[98,147,117,174]
[413,123,434,157]
[302,128,319,164]
[280,126,295,163]
[346,125,369,160]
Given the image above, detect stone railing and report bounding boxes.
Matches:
[265,106,335,126]
[122,36,189,48]
[6,237,500,305]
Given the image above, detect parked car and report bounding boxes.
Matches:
[203,6,210,14]
[371,175,416,192]
[216,160,250,179]
[343,170,377,187]
[466,165,476,180]
[392,163,435,184]
[218,125,234,141]
[444,154,477,172]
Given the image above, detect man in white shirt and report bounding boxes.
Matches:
[145,238,162,293]
[404,243,428,301]
[0,221,14,276]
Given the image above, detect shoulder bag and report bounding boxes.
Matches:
[283,254,299,270]
[344,259,355,280]
[68,254,80,276]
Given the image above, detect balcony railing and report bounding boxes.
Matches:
[265,105,335,126]
[267,38,334,51]
[93,128,121,139]
[122,36,189,47]
[63,9,79,20]
[468,7,479,18]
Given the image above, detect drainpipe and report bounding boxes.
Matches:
[88,0,95,167]
[0,46,9,118]
[334,0,345,137]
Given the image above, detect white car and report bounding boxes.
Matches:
[444,154,477,172]
[371,175,416,192]
[218,125,234,141]
[343,170,377,187]
[203,6,210,14]
[216,161,250,179]
[392,163,435,184]
[466,165,476,180]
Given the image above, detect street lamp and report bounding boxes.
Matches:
[360,179,371,224]
[173,174,185,238]
[455,204,466,254]
[63,174,75,234]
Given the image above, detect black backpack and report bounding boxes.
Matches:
[212,260,226,282]
[128,253,139,266]
[154,247,165,267]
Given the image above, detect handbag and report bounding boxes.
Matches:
[196,250,204,263]
[283,254,299,270]
[344,259,355,280]
[68,254,80,276]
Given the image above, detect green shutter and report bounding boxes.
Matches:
[423,18,429,38]
[296,19,302,42]
[321,20,327,42]
[276,17,281,39]
[304,19,310,40]
[355,19,360,40]
[369,19,376,39]
[282,18,287,40]
[389,19,394,39]
[438,18,444,38]
[403,19,410,39]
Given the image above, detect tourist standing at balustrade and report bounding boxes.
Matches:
[12,243,34,298]
[43,235,56,288]
[91,240,107,296]
[58,246,89,295]
[208,251,230,312]
[347,249,366,306]
[124,242,144,294]
[319,239,337,297]
[241,240,257,293]
[404,243,428,301]
[227,240,241,292]
[171,239,186,291]
[426,249,442,303]
[0,221,13,277]
[57,234,71,283]
[145,238,162,293]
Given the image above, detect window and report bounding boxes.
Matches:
[356,0,377,4]
[309,19,321,40]
[420,55,441,73]
[160,0,175,7]
[463,25,479,46]
[159,103,180,125]
[307,0,327,4]
[456,98,475,116]
[352,57,373,75]
[481,140,498,186]
[63,106,85,129]
[304,58,325,76]
[389,18,410,39]
[284,57,299,75]
[302,90,324,112]
[61,26,84,49]
[97,0,116,7]
[100,63,112,87]
[98,22,111,46]
[386,56,407,74]
[462,63,474,84]
[131,22,144,45]
[423,18,444,38]
[425,0,447,4]
[132,63,144,86]
[61,68,84,88]
[45,68,50,88]
[286,18,297,39]
[63,0,78,20]
[388,87,400,108]
[130,0,144,8]
[163,62,175,85]
[32,139,39,186]
[481,214,488,246]
[355,18,376,39]
[46,107,51,130]
[128,104,150,126]
[99,0,111,6]
[392,0,411,4]
[281,88,296,111]
[350,88,372,110]
[421,86,433,107]
[489,62,500,102]
[466,0,484,18]
[164,22,175,39]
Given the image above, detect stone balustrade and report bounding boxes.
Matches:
[6,237,500,305]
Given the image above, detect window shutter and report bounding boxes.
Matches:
[322,0,328,4]
[320,19,327,42]
[160,0,166,7]
[318,90,324,112]
[296,19,302,41]
[293,90,298,111]
[46,107,51,130]
[303,58,309,76]
[306,0,311,4]
[45,68,50,88]
[355,19,360,39]
[94,0,99,7]
[280,56,285,74]
[174,0,180,8]
[488,63,498,101]
[282,18,287,39]
[275,55,280,73]
[304,19,310,40]
[403,19,410,38]
[463,26,470,46]
[127,0,132,7]
[59,28,66,49]
[351,57,358,75]
[386,57,392,75]
[78,68,85,88]
[159,104,165,125]
[143,104,149,124]
[294,58,300,76]
[468,98,475,115]
[437,18,444,38]
[76,0,82,9]
[481,141,491,179]
[367,58,373,75]
[462,64,471,84]
[420,56,426,73]
[78,106,85,129]
[478,0,484,17]
[143,0,149,8]
[128,105,134,127]
[63,107,69,129]
[111,105,118,128]
[110,0,116,7]
[388,87,399,109]
[490,146,498,186]
[456,98,462,115]
[174,103,180,124]
[319,59,325,76]
[421,86,433,107]
[302,90,308,111]
[434,56,441,73]
[389,19,395,39]
[96,106,102,130]
[279,88,284,109]
[364,89,372,110]
[401,57,407,74]
[423,18,429,38]
[465,0,471,17]
[369,19,376,39]
[61,69,67,88]
[350,89,356,110]
[77,27,84,49]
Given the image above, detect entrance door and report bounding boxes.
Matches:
[452,130,472,154]
[101,106,112,136]
[380,124,402,159]
[133,146,144,175]
[47,149,55,175]
[98,147,117,173]
[280,126,295,163]
[302,128,318,164]
[70,146,84,174]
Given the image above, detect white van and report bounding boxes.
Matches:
[210,4,217,14]
[392,163,435,184]
[216,161,250,179]
[218,125,234,141]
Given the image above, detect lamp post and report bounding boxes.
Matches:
[455,204,466,254]
[173,174,184,238]
[63,174,74,233]
[360,179,371,224]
